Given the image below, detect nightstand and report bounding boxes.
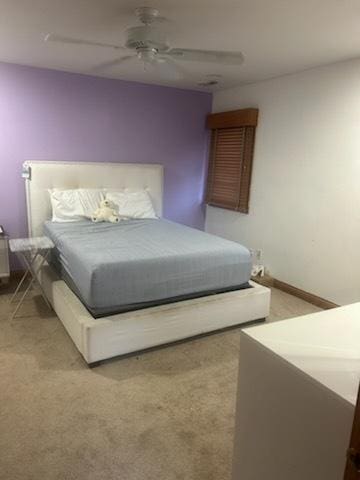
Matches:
[0,226,10,284]
[9,236,54,318]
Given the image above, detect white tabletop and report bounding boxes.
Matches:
[243,302,360,406]
[9,236,54,253]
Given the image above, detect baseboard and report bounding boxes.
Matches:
[252,274,274,288]
[253,275,338,310]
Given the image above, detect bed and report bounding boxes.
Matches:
[44,218,252,317]
[24,161,271,365]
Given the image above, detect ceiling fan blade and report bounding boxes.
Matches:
[165,48,244,65]
[92,55,135,72]
[44,33,125,50]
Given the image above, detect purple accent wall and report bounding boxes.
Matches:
[0,62,211,264]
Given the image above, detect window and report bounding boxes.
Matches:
[206,108,258,213]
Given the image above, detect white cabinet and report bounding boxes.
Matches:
[232,304,360,480]
[0,233,10,283]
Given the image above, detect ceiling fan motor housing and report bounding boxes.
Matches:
[125,26,169,53]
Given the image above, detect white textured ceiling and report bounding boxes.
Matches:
[1,0,360,91]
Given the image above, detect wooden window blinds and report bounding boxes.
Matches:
[206,108,258,213]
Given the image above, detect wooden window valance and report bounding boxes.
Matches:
[206,108,258,213]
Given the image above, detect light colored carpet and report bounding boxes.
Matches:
[0,284,320,480]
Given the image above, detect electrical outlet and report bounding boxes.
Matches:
[250,249,263,263]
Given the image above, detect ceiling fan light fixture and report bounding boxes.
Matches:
[126,26,169,52]
[137,47,157,63]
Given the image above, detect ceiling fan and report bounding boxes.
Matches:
[44,6,244,80]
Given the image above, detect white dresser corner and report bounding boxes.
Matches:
[232,303,360,480]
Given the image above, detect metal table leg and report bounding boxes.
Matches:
[10,249,52,319]
[21,249,52,309]
[9,251,39,304]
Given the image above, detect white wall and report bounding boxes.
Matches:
[206,59,360,305]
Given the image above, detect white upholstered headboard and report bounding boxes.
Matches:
[24,161,164,237]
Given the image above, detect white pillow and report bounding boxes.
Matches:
[76,189,105,218]
[106,189,157,219]
[49,188,104,222]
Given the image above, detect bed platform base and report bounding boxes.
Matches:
[87,317,267,367]
[38,263,271,365]
[25,161,271,365]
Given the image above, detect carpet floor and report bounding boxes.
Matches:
[0,284,320,480]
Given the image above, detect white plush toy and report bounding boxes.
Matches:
[92,199,120,223]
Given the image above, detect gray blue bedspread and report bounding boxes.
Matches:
[43,219,252,317]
